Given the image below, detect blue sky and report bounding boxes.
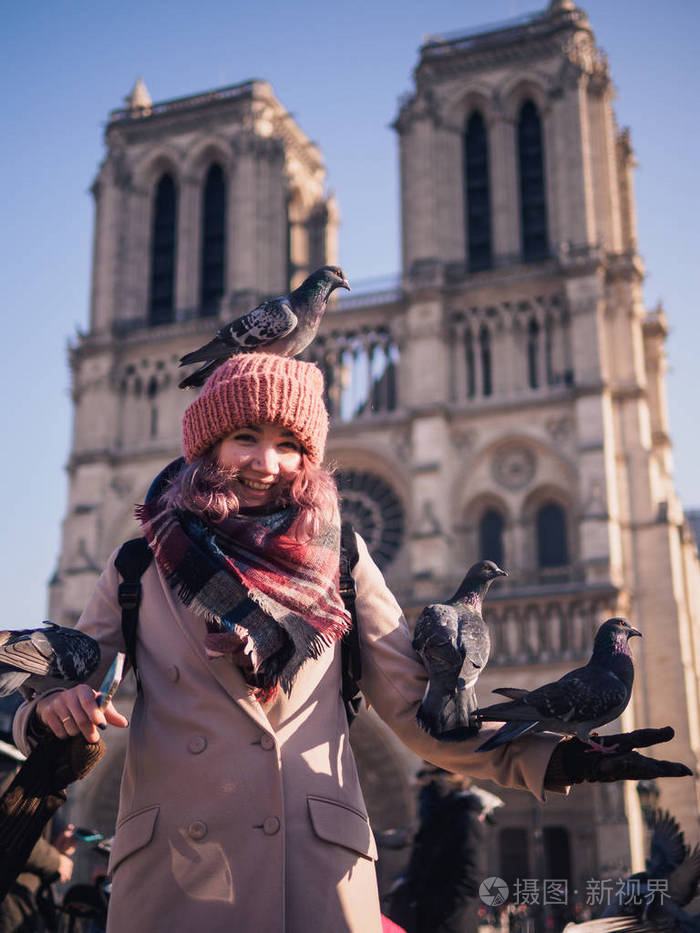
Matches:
[2,1,698,629]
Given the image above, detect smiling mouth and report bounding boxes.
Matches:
[238,478,275,491]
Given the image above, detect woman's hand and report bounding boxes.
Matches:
[36,684,129,744]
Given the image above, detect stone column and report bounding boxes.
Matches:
[229,133,259,292]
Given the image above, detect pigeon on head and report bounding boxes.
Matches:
[0,623,101,697]
[413,560,507,741]
[476,617,641,752]
[178,265,350,388]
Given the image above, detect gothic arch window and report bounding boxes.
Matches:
[464,111,492,271]
[465,329,475,398]
[527,318,540,389]
[149,173,177,325]
[517,100,548,262]
[479,325,492,397]
[147,376,159,438]
[479,509,505,566]
[200,163,226,316]
[536,502,568,567]
[545,313,555,385]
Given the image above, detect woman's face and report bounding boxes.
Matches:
[218,423,303,508]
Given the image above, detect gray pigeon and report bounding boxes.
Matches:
[601,808,700,931]
[476,617,641,752]
[413,560,507,741]
[178,265,350,388]
[0,623,101,697]
[564,809,700,931]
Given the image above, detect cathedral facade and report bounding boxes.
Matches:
[52,0,700,900]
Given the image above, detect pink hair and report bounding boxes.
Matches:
[161,449,339,543]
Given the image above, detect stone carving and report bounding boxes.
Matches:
[545,416,573,443]
[336,471,405,569]
[492,445,536,490]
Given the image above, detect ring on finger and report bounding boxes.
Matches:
[60,716,71,724]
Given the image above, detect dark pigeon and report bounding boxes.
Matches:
[0,623,100,697]
[476,617,641,753]
[178,265,350,388]
[564,809,700,931]
[413,560,507,741]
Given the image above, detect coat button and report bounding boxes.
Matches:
[167,665,179,682]
[263,816,280,835]
[188,736,207,754]
[260,733,275,751]
[188,820,207,840]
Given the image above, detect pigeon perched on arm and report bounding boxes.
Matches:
[412,560,507,741]
[476,617,641,753]
[0,623,100,697]
[178,265,350,388]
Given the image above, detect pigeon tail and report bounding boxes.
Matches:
[476,720,539,752]
[416,685,481,742]
[178,359,224,389]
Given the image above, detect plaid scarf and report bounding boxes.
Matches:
[136,499,351,698]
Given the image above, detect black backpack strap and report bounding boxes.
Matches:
[114,537,153,693]
[340,521,362,725]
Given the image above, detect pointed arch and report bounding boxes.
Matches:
[200,163,226,315]
[536,502,568,567]
[464,110,492,271]
[479,508,505,567]
[517,100,548,262]
[149,173,177,325]
[527,317,540,389]
[479,324,492,397]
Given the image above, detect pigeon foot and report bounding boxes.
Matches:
[584,733,620,754]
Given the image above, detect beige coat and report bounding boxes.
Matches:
[15,534,564,933]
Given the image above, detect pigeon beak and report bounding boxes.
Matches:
[628,627,642,639]
[497,569,508,577]
[340,278,351,291]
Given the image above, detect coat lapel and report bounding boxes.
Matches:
[158,568,273,733]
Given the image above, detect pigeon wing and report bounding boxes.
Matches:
[457,607,490,670]
[219,299,297,350]
[413,605,464,672]
[667,845,700,907]
[562,920,654,932]
[647,810,687,877]
[0,630,54,676]
[526,668,628,724]
[479,669,627,725]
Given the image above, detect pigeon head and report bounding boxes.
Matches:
[453,560,507,603]
[298,265,351,302]
[466,560,508,584]
[593,617,642,659]
[318,265,351,292]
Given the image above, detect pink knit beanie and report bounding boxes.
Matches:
[182,354,329,464]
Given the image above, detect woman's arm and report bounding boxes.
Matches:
[351,533,564,801]
[13,549,130,751]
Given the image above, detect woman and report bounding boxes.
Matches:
[12,355,685,933]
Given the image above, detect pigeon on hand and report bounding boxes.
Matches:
[0,623,101,697]
[413,560,507,741]
[564,809,700,931]
[476,617,641,753]
[178,265,351,388]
